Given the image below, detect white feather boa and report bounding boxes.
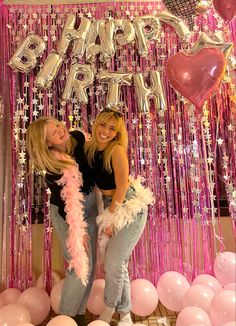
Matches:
[96,176,155,262]
[52,151,89,285]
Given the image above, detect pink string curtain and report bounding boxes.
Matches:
[0,1,235,291]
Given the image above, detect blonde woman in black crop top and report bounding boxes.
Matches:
[26,117,98,325]
[85,109,154,326]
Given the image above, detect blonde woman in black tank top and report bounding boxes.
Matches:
[85,109,154,326]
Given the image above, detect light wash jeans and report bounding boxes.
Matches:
[102,186,147,313]
[50,191,98,316]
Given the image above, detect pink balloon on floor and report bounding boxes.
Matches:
[176,306,212,326]
[88,321,109,326]
[0,294,4,309]
[192,274,222,293]
[131,279,158,316]
[183,284,215,312]
[47,315,77,326]
[17,287,50,325]
[1,288,21,305]
[157,271,190,312]
[87,279,106,315]
[0,303,31,326]
[208,290,236,326]
[50,279,64,314]
[222,323,236,326]
[214,251,236,286]
[36,270,61,289]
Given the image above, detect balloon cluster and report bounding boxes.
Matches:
[156,251,236,326]
[0,252,235,324]
[0,287,50,325]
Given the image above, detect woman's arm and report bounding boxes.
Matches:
[109,144,129,213]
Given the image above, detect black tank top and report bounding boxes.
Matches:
[93,150,116,190]
[46,130,95,219]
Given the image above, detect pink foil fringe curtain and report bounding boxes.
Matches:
[0,1,235,291]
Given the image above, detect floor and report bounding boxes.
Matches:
[95,305,177,326]
[43,304,177,325]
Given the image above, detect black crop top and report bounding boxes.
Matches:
[92,150,116,190]
[46,130,95,219]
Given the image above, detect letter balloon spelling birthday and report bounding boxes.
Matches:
[35,51,63,89]
[134,71,166,113]
[61,63,94,105]
[8,34,46,73]
[166,48,226,108]
[98,71,132,108]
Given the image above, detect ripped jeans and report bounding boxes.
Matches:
[102,186,147,313]
[50,191,98,316]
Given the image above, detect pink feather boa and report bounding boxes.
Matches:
[52,151,89,285]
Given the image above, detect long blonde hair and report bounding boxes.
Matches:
[26,117,76,174]
[84,109,128,173]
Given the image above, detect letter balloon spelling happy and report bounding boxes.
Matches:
[56,15,91,58]
[165,48,226,108]
[114,19,135,46]
[86,20,115,64]
[133,15,162,57]
[157,11,191,40]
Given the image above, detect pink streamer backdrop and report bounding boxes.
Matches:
[0,1,235,291]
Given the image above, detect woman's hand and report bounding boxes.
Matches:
[104,226,114,237]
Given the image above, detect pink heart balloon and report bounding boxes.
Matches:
[213,0,236,22]
[166,48,226,108]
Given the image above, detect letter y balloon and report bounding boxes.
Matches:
[165,48,226,108]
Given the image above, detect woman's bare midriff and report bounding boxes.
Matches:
[99,181,130,197]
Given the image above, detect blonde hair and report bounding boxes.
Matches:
[84,109,128,173]
[26,117,76,174]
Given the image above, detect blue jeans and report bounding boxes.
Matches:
[102,187,147,313]
[50,191,98,316]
